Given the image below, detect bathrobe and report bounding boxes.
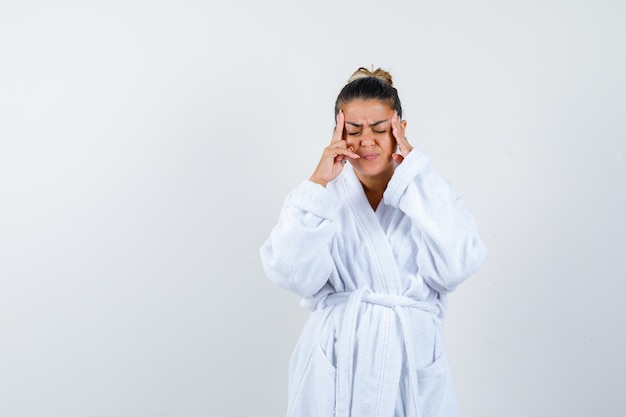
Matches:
[260,148,488,417]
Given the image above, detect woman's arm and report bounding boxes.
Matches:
[384,149,489,293]
[260,181,341,298]
[386,114,488,293]
[261,111,357,298]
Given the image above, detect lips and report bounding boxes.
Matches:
[360,153,378,160]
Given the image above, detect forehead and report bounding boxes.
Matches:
[342,99,393,124]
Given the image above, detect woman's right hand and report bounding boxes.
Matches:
[309,111,360,187]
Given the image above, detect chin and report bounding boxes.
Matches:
[352,161,394,178]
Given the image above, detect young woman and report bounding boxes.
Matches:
[260,67,488,417]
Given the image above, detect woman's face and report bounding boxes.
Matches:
[341,99,404,180]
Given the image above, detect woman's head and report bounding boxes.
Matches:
[334,67,402,118]
[335,67,407,183]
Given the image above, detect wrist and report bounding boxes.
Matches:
[309,175,328,187]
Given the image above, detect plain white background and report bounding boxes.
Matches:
[1,1,625,416]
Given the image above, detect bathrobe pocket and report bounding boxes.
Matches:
[415,352,449,417]
[287,344,337,417]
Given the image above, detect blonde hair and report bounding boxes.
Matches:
[335,66,402,117]
[347,66,394,87]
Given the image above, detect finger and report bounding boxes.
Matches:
[391,113,404,153]
[330,147,360,160]
[391,111,404,142]
[331,110,345,144]
[396,136,412,156]
[392,112,412,155]
[327,141,359,157]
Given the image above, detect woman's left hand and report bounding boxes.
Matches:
[391,111,413,164]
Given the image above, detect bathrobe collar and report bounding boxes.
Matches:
[339,165,403,295]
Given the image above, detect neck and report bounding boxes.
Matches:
[355,164,395,210]
[356,164,395,193]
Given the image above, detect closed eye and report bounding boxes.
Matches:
[373,130,387,134]
[347,131,361,136]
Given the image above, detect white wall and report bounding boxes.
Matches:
[1,1,624,416]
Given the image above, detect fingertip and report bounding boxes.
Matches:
[336,110,344,125]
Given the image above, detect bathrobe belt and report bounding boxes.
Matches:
[321,288,442,417]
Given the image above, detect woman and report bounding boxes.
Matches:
[260,67,488,417]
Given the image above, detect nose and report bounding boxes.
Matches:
[360,130,375,147]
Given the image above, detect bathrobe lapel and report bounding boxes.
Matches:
[341,166,402,294]
[335,167,407,416]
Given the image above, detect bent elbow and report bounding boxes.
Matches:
[259,244,330,298]
[427,237,489,293]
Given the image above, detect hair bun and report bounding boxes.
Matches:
[335,66,402,118]
[347,66,394,87]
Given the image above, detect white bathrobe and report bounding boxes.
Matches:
[260,148,488,417]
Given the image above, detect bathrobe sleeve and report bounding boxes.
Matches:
[260,180,342,298]
[383,148,489,293]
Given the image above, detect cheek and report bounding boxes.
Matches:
[384,133,397,151]
[345,136,358,148]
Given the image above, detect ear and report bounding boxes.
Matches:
[401,119,407,130]
[392,153,404,164]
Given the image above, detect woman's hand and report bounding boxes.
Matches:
[309,111,360,187]
[391,111,413,164]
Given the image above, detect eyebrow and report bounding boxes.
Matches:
[345,119,389,128]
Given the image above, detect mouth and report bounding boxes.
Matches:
[360,153,378,160]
